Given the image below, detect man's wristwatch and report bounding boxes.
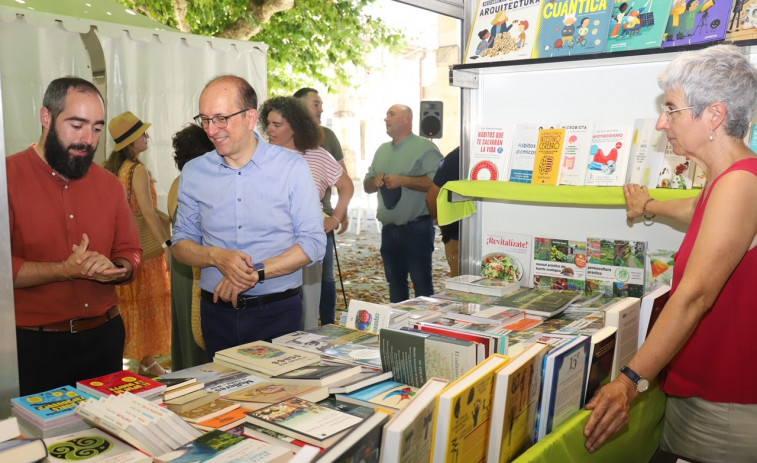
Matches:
[620,365,649,393]
[253,262,265,282]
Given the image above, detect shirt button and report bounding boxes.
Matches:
[84,303,89,308]
[238,225,242,229]
[238,198,241,201]
[238,172,241,175]
[69,214,74,219]
[64,185,68,189]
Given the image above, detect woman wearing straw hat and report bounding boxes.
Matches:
[104,111,171,377]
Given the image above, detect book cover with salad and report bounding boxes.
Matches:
[481,230,533,288]
[532,237,587,291]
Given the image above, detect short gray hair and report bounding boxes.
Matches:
[658,44,757,139]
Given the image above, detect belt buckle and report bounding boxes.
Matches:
[237,297,248,309]
[69,317,84,334]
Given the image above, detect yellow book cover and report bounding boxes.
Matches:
[430,354,510,463]
[531,128,566,185]
[487,342,549,463]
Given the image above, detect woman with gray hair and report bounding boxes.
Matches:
[584,44,757,461]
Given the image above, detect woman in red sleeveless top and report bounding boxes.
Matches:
[585,44,757,462]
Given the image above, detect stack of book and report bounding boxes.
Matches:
[444,274,521,296]
[76,370,167,403]
[213,340,321,377]
[156,377,205,402]
[0,417,47,463]
[75,392,202,457]
[11,385,94,438]
[272,325,383,371]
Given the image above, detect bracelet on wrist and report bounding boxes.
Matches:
[642,198,656,221]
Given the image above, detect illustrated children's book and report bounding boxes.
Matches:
[606,0,675,52]
[726,0,757,42]
[558,122,594,185]
[584,125,634,186]
[532,0,614,58]
[465,0,545,63]
[531,128,567,185]
[532,237,587,291]
[586,238,647,298]
[469,126,512,181]
[661,0,732,47]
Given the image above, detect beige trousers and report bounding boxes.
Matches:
[661,395,757,463]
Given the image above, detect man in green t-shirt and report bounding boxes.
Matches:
[364,104,442,302]
[294,87,347,324]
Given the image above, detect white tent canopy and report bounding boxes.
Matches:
[0,0,267,415]
[0,0,268,208]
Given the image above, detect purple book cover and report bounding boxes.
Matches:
[661,0,734,47]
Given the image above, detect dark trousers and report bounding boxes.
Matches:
[380,217,435,303]
[201,292,303,361]
[319,232,337,325]
[16,315,125,396]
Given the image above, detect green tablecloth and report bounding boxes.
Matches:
[513,384,666,463]
[436,181,700,226]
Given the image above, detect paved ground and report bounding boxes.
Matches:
[333,214,451,313]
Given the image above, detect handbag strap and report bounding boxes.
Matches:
[126,162,137,205]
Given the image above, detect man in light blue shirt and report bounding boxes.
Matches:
[173,75,326,358]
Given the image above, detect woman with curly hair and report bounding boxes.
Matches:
[258,96,354,329]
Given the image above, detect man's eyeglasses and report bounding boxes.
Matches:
[193,109,250,129]
[660,104,694,120]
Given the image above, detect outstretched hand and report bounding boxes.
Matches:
[68,233,128,283]
[623,184,652,221]
[583,377,637,453]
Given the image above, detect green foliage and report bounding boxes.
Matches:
[116,0,405,94]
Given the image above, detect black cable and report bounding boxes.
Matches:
[331,231,348,310]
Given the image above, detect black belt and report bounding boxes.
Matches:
[18,306,120,334]
[201,287,301,309]
[387,215,432,227]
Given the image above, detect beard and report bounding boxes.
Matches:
[44,122,96,180]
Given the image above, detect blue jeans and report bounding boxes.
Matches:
[201,292,302,360]
[319,232,337,325]
[380,217,435,302]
